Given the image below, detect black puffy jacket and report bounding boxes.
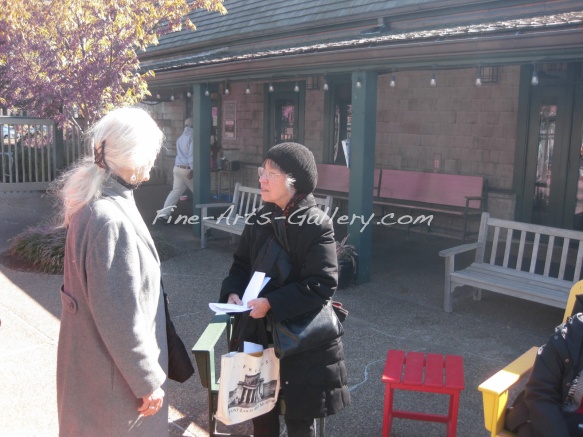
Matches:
[220,194,350,419]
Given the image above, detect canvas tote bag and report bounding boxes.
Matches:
[215,313,280,426]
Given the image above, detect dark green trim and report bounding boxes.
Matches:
[347,70,378,283]
[192,83,212,236]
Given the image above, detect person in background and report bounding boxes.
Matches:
[56,107,168,436]
[156,117,194,224]
[507,309,583,436]
[220,142,350,437]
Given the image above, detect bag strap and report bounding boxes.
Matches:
[229,311,269,352]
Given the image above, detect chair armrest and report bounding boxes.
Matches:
[478,346,538,437]
[439,242,481,258]
[191,313,231,391]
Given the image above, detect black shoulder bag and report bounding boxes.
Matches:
[254,229,346,359]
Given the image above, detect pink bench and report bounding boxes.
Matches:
[376,170,487,242]
[315,164,487,242]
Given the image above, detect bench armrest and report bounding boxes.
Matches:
[195,202,234,209]
[191,313,231,391]
[478,346,538,437]
[439,242,481,258]
[465,196,484,201]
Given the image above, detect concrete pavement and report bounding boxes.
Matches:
[0,184,565,436]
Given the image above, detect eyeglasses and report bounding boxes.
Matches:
[258,166,282,180]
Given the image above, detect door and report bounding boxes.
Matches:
[521,64,583,229]
[266,83,304,151]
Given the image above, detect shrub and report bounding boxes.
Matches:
[9,225,66,274]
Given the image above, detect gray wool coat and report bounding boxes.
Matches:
[57,179,168,437]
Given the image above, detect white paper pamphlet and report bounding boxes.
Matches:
[208,271,270,313]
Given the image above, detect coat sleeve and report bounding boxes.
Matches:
[524,341,570,437]
[266,219,338,322]
[86,218,166,399]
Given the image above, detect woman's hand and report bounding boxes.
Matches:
[138,386,164,416]
[227,293,243,305]
[247,297,271,319]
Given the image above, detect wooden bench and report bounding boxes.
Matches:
[197,182,334,248]
[375,169,487,242]
[314,163,382,201]
[477,280,583,437]
[439,212,583,312]
[192,313,326,437]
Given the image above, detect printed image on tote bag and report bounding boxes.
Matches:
[215,347,280,426]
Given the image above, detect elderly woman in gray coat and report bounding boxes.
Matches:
[56,107,167,436]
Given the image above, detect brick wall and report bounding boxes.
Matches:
[376,66,519,191]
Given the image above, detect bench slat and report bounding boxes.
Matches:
[559,238,570,280]
[544,236,555,277]
[530,233,541,273]
[503,229,512,268]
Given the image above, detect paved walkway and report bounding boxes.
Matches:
[0,184,565,436]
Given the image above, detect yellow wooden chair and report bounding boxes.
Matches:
[478,279,583,437]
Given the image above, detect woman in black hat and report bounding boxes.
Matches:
[219,142,350,436]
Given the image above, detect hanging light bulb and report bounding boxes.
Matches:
[187,89,192,98]
[156,91,161,99]
[294,81,300,92]
[475,66,482,87]
[224,82,230,95]
[170,89,175,101]
[356,79,362,89]
[390,74,396,88]
[323,77,329,91]
[430,67,437,87]
[204,84,210,97]
[246,82,251,94]
[531,64,539,86]
[268,82,274,93]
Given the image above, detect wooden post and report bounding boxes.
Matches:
[191,83,212,236]
[348,70,378,283]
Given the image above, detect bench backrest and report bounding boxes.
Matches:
[316,163,381,195]
[378,169,485,209]
[477,212,583,282]
[230,182,334,218]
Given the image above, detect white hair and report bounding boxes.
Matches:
[264,159,296,194]
[55,107,164,226]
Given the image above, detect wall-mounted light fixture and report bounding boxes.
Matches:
[531,63,539,86]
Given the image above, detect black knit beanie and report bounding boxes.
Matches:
[265,142,318,194]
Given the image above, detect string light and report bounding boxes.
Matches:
[323,76,329,91]
[356,78,362,88]
[268,82,274,93]
[170,88,175,101]
[475,66,482,87]
[204,84,209,97]
[186,88,192,98]
[224,82,230,95]
[294,81,300,92]
[531,64,539,86]
[390,74,396,88]
[246,82,251,94]
[430,66,437,87]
